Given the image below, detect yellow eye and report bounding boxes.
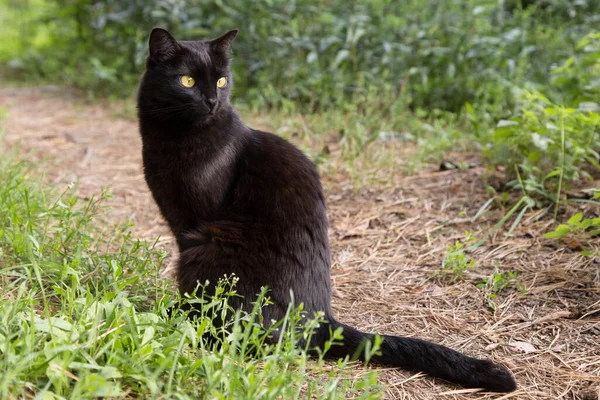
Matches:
[216,77,227,88]
[180,75,195,88]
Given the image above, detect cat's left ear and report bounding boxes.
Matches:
[210,29,239,53]
[149,28,178,62]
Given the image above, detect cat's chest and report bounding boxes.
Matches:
[144,147,234,215]
[187,139,238,189]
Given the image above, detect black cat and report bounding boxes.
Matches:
[137,28,517,393]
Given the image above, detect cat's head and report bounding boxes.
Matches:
[138,28,238,126]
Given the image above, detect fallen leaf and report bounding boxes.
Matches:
[508,341,536,354]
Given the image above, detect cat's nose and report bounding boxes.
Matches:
[205,98,218,112]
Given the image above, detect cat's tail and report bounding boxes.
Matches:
[320,319,516,393]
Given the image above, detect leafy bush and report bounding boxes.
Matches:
[2,0,598,115]
[550,32,600,106]
[482,89,599,202]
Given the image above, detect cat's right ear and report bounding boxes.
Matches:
[149,28,178,62]
[210,29,239,54]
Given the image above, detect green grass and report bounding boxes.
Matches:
[0,150,383,399]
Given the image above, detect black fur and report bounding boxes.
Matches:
[137,28,517,393]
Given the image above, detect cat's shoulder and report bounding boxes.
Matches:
[246,129,308,160]
[240,127,319,179]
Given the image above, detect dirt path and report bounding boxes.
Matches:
[1,88,599,399]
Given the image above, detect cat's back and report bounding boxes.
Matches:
[234,128,327,225]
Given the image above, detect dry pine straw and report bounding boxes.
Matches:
[0,88,598,400]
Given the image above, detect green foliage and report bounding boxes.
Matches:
[2,0,598,113]
[544,205,600,258]
[0,154,383,399]
[0,0,52,64]
[467,31,600,214]
[461,30,600,237]
[477,266,526,310]
[439,233,476,280]
[550,32,600,106]
[482,89,599,202]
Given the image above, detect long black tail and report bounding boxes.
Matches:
[321,319,516,393]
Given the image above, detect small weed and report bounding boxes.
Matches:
[544,199,600,259]
[439,233,476,280]
[477,266,527,311]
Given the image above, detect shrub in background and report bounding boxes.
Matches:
[1,0,598,116]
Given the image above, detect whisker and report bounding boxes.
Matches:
[138,102,196,113]
[140,103,197,120]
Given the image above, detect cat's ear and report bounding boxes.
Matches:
[210,29,238,53]
[149,28,178,62]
